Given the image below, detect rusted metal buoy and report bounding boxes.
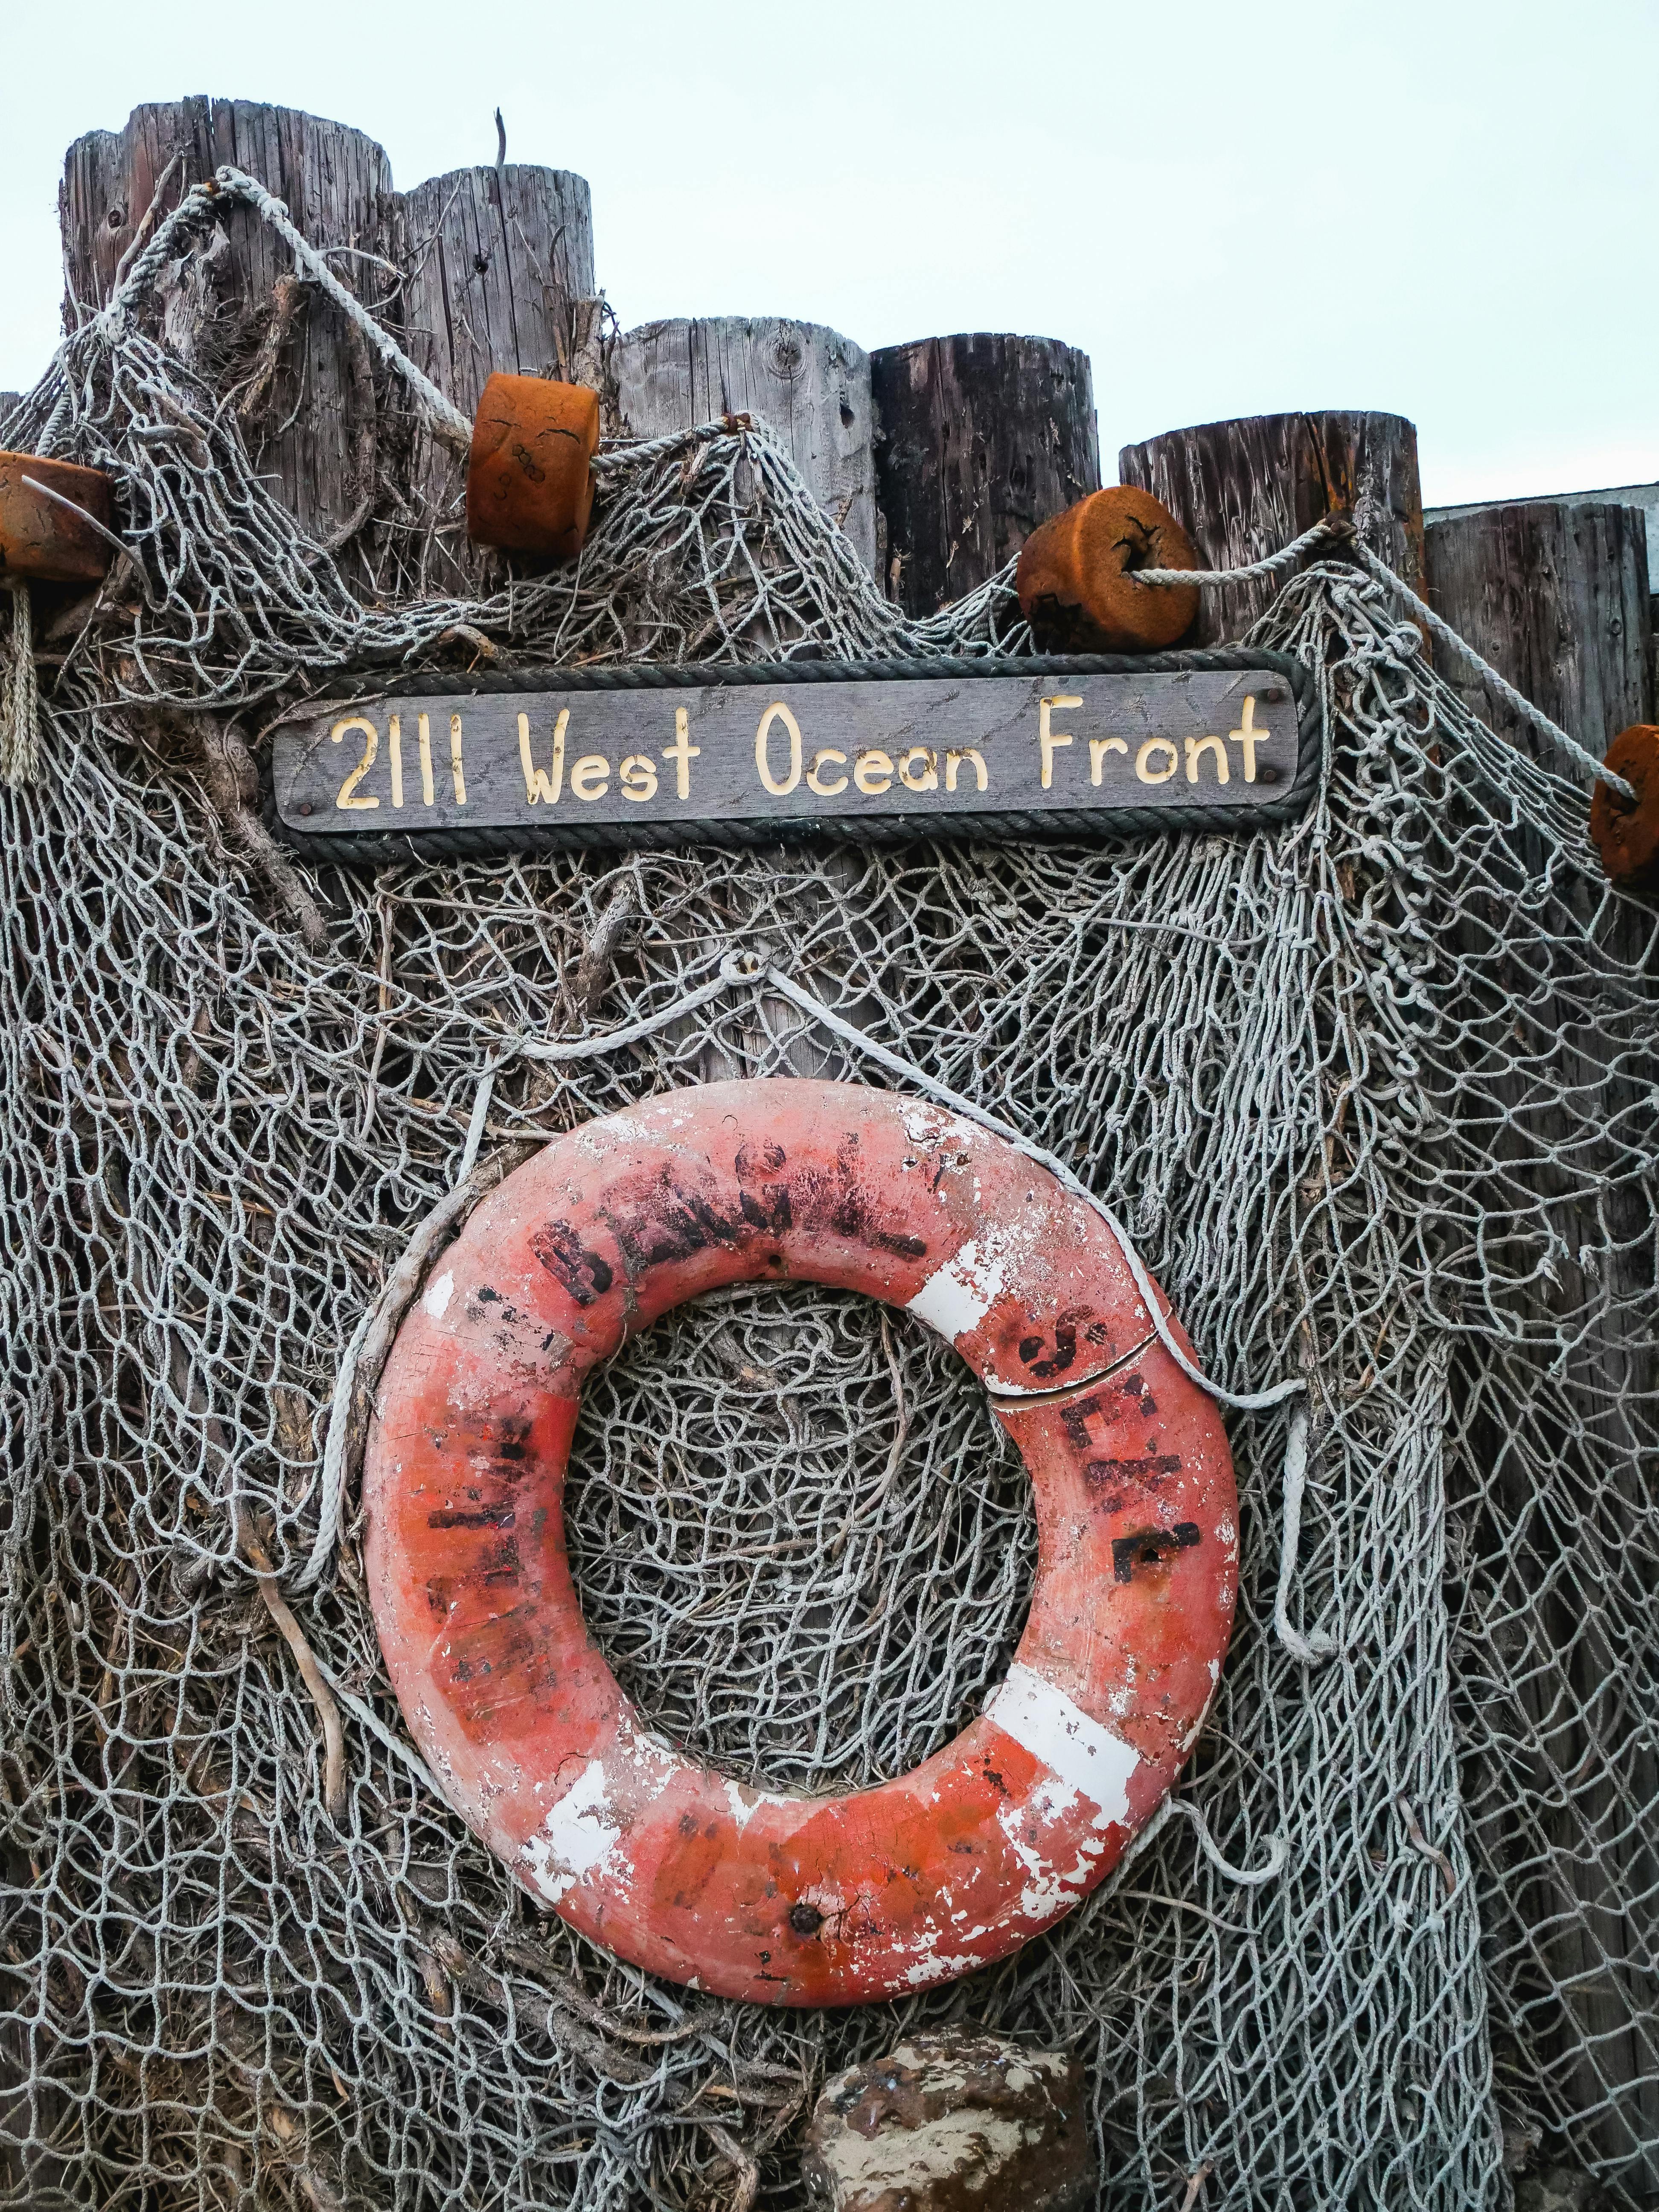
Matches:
[363,1078,1238,2007]
[0,453,116,582]
[803,2029,1097,2212]
[464,373,599,559]
[1016,484,1199,653]
[1590,725,1659,891]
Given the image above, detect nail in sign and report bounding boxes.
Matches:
[273,656,1316,853]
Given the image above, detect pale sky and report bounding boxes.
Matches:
[2,0,1654,508]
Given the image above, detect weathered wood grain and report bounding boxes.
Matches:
[612,318,876,573]
[1118,411,1424,647]
[61,99,395,560]
[396,164,595,592]
[1425,501,1653,759]
[1425,497,1658,2181]
[870,335,1099,618]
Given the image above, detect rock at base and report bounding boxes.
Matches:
[802,2028,1096,2212]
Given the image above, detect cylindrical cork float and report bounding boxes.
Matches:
[465,373,600,560]
[1592,726,1659,891]
[1016,486,1199,653]
[0,454,115,582]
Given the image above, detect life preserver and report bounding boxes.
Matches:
[363,1079,1236,2007]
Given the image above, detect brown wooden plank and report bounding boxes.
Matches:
[272,659,1313,851]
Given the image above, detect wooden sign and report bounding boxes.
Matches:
[272,654,1316,855]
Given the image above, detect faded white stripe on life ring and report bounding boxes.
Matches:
[904,1237,1007,1342]
[984,1662,1139,1826]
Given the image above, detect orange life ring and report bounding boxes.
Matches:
[363,1079,1237,2006]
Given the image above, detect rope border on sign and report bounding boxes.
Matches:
[263,645,1324,861]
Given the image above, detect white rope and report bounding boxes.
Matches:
[753,959,1305,1415]
[1164,1799,1291,1886]
[1135,514,1353,589]
[294,1169,498,1592]
[300,1306,375,1596]
[0,585,39,787]
[88,169,474,458]
[1272,1403,1339,1666]
[1345,537,1631,797]
[210,170,474,456]
[516,961,739,1061]
[457,1067,497,1183]
[314,1656,450,1805]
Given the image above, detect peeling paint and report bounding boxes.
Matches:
[985,1663,1139,1825]
[905,1236,1009,1340]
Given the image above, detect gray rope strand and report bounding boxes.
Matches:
[1,585,40,787]
[85,171,719,492]
[1345,537,1632,797]
[1273,1403,1339,1666]
[1163,1798,1290,1885]
[1138,516,1635,800]
[87,168,474,458]
[1135,514,1354,589]
[210,169,474,455]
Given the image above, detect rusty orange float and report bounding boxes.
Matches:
[1591,723,1659,891]
[465,372,599,560]
[363,1079,1237,2006]
[1016,485,1200,653]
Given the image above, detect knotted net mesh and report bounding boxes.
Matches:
[0,266,1656,2212]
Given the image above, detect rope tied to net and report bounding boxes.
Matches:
[1137,514,1635,801]
[85,166,474,459]
[0,585,39,788]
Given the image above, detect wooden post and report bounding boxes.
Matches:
[611,317,877,574]
[1427,495,1658,2183]
[1117,411,1425,648]
[61,100,395,560]
[396,164,596,593]
[1424,501,1654,760]
[870,334,1098,617]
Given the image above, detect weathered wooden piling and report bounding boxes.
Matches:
[1426,505,1657,2181]
[611,317,877,573]
[1118,410,1425,647]
[1425,500,1654,762]
[870,334,1099,617]
[61,100,395,557]
[397,164,596,590]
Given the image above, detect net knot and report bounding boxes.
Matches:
[720,944,771,983]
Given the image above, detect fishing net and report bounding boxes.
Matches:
[1,196,1656,2212]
